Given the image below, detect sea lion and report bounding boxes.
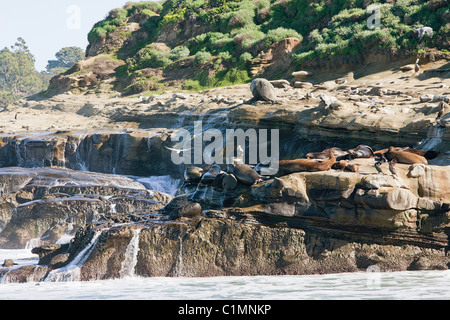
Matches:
[164,196,202,220]
[250,78,278,102]
[227,162,263,186]
[345,163,359,173]
[184,166,203,182]
[277,150,336,175]
[348,145,374,159]
[221,173,238,190]
[385,146,428,165]
[378,147,439,160]
[200,164,222,184]
[402,147,440,160]
[332,160,348,171]
[306,147,348,160]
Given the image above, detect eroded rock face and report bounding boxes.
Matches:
[2,157,449,282]
[0,130,183,177]
[22,213,448,282]
[0,167,173,249]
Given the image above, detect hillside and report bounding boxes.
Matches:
[46,0,450,97]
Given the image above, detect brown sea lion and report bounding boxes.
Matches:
[306,147,348,159]
[385,146,428,165]
[345,163,360,173]
[348,145,374,158]
[277,150,336,175]
[402,147,440,160]
[332,160,348,171]
[378,147,440,160]
[227,162,263,186]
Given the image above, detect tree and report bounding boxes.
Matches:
[0,38,45,107]
[46,47,85,75]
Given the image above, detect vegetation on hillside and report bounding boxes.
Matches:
[83,0,448,95]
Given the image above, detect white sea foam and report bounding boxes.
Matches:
[0,269,450,300]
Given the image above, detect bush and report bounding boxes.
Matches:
[239,52,252,62]
[87,8,129,43]
[170,46,190,61]
[193,51,212,67]
[263,27,303,47]
[130,47,173,71]
[219,51,233,61]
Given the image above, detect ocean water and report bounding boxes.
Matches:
[1,248,450,300]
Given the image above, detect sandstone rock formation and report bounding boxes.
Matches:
[0,55,449,283]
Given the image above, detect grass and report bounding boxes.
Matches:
[82,0,449,93]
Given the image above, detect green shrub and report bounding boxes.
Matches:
[193,51,212,67]
[129,47,173,71]
[160,7,187,27]
[124,1,164,15]
[239,52,252,62]
[218,51,233,61]
[170,46,191,61]
[263,27,303,47]
[87,8,129,43]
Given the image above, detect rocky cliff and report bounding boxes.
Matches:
[0,1,450,283]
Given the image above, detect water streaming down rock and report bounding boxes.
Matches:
[25,238,45,250]
[173,234,184,277]
[119,229,141,278]
[137,176,181,196]
[417,125,448,165]
[44,230,102,282]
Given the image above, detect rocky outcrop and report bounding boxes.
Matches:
[1,53,449,283]
[2,155,448,283]
[0,167,173,249]
[0,130,184,177]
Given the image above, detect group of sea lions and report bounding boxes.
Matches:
[184,162,266,191]
[183,144,439,189]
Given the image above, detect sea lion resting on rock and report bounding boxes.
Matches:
[184,166,204,182]
[385,146,428,165]
[227,162,264,186]
[306,147,348,160]
[277,150,336,175]
[200,164,222,184]
[250,78,278,102]
[375,147,439,160]
[332,160,359,173]
[332,160,360,172]
[348,145,374,159]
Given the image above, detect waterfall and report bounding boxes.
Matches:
[173,235,184,277]
[44,230,102,282]
[137,176,181,196]
[119,229,141,278]
[25,238,44,249]
[417,125,446,151]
